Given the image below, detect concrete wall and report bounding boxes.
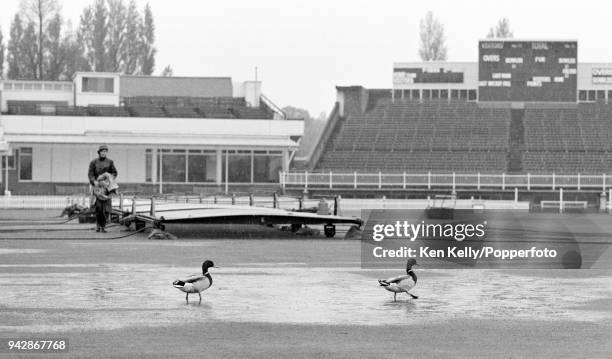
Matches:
[120,76,232,98]
[1,115,304,140]
[73,72,121,107]
[336,86,368,117]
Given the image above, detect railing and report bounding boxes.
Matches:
[281,172,612,191]
[259,94,286,120]
[0,195,89,209]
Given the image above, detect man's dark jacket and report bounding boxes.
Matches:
[88,157,118,186]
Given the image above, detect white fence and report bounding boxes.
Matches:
[281,172,612,191]
[0,196,90,209]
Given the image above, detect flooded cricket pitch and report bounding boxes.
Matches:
[0,221,611,358]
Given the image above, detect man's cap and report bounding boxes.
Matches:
[98,145,109,153]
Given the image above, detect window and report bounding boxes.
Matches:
[579,90,587,101]
[188,151,216,182]
[440,89,448,99]
[411,89,420,99]
[431,89,439,99]
[608,90,612,103]
[451,89,459,99]
[82,77,114,93]
[19,148,32,181]
[1,150,16,169]
[159,149,186,182]
[222,150,251,183]
[152,149,218,183]
[254,154,283,182]
[460,89,468,100]
[422,89,431,99]
[597,90,605,101]
[588,90,596,102]
[468,90,477,101]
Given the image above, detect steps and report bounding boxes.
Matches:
[507,108,525,172]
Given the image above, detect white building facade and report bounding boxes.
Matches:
[0,72,301,195]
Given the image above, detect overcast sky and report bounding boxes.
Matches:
[1,0,611,116]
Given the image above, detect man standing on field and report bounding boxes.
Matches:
[88,145,118,232]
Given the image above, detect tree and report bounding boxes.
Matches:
[7,15,25,79]
[0,27,5,79]
[106,0,127,72]
[77,0,155,75]
[123,0,141,74]
[140,3,155,75]
[487,18,513,38]
[92,0,108,71]
[19,0,61,79]
[44,13,63,80]
[79,0,108,71]
[21,22,39,79]
[63,24,90,78]
[160,65,173,76]
[418,11,447,61]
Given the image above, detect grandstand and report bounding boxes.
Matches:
[294,40,612,196]
[0,73,299,195]
[318,98,510,173]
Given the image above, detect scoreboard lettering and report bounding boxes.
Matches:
[478,40,577,102]
[393,67,464,85]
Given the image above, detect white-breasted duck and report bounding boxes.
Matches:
[172,260,217,304]
[378,258,419,301]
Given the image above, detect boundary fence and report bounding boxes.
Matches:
[281,172,612,191]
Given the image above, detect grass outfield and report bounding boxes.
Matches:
[0,211,611,358]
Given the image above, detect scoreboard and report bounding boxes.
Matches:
[394,67,464,84]
[478,40,577,102]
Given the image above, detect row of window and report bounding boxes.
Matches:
[578,90,612,102]
[3,148,283,184]
[393,89,478,101]
[3,82,73,92]
[394,89,612,102]
[145,149,283,183]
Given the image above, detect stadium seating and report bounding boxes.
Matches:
[195,106,235,118]
[55,106,89,116]
[88,106,130,117]
[522,103,612,173]
[318,150,507,173]
[316,99,510,173]
[230,106,273,119]
[163,105,199,118]
[126,105,167,117]
[312,90,612,174]
[3,96,274,119]
[7,100,69,115]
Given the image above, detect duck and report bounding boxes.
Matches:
[172,260,217,304]
[378,258,419,301]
